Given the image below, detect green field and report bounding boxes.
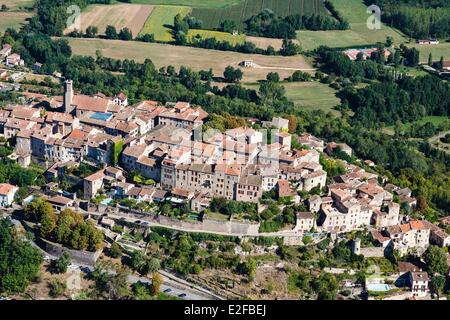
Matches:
[246,81,340,114]
[192,0,327,31]
[127,0,241,8]
[139,5,191,42]
[409,43,450,62]
[283,81,341,114]
[297,0,408,50]
[187,29,246,45]
[0,12,33,33]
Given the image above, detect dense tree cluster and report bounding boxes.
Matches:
[368,0,450,38]
[0,158,43,187]
[316,47,390,81]
[25,200,104,252]
[344,75,450,127]
[209,197,257,218]
[147,227,241,275]
[245,8,348,39]
[0,219,42,294]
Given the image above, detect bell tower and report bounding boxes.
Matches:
[63,80,74,114]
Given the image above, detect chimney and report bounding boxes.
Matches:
[64,80,74,114]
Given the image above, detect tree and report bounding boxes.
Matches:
[237,258,257,282]
[130,250,146,273]
[439,56,444,70]
[286,114,298,133]
[147,258,161,273]
[0,219,42,294]
[24,198,54,222]
[259,81,285,105]
[52,251,71,274]
[424,245,448,275]
[428,53,433,66]
[150,272,163,296]
[105,25,118,40]
[39,209,57,238]
[91,262,131,300]
[220,20,237,33]
[430,274,446,298]
[385,36,393,47]
[223,66,243,83]
[112,139,124,167]
[107,242,123,259]
[173,13,189,34]
[312,273,338,300]
[48,279,67,297]
[280,39,300,56]
[266,72,280,82]
[85,26,98,38]
[106,267,131,300]
[132,281,152,300]
[416,195,428,212]
[119,27,133,41]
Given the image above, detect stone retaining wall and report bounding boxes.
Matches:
[37,237,102,266]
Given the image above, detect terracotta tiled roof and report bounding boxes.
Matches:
[85,170,105,182]
[73,95,111,112]
[0,183,17,195]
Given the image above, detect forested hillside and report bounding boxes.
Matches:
[367,0,450,38]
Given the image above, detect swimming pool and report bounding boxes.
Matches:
[367,283,391,292]
[100,197,113,205]
[90,112,113,121]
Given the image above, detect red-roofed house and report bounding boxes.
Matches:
[0,183,18,207]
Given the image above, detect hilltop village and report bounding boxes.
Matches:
[0,76,449,299]
[0,0,449,302]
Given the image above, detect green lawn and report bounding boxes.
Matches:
[283,81,341,114]
[0,12,33,33]
[187,29,246,45]
[139,5,191,42]
[205,212,230,221]
[246,81,340,114]
[297,0,408,50]
[127,0,242,8]
[409,43,450,62]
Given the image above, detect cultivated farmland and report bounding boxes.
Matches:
[139,5,191,42]
[64,4,154,36]
[0,0,34,10]
[192,0,327,30]
[246,36,294,50]
[127,0,241,8]
[0,12,33,33]
[66,37,314,83]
